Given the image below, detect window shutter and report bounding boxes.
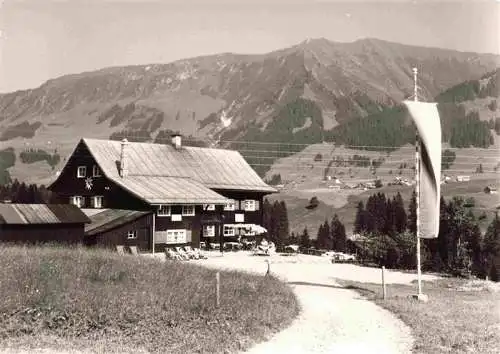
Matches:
[255,200,260,210]
[186,230,192,242]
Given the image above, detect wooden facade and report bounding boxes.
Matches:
[49,138,277,252]
[84,210,153,251]
[50,142,150,211]
[0,223,86,245]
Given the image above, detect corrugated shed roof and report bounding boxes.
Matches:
[0,204,90,225]
[112,176,230,204]
[84,208,151,236]
[83,138,277,193]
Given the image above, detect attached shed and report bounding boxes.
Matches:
[83,209,153,251]
[0,203,90,245]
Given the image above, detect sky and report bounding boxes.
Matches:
[0,0,498,93]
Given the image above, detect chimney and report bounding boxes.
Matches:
[171,134,182,149]
[120,138,129,177]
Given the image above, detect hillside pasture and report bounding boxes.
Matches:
[270,176,499,237]
[336,177,500,234]
[266,143,499,191]
[0,245,298,354]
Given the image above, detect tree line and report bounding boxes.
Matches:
[19,148,61,169]
[261,192,499,281]
[0,180,57,204]
[353,191,500,280]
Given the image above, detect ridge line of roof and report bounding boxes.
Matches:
[82,137,237,153]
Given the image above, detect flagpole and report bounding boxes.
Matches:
[413,67,428,302]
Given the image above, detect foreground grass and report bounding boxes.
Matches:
[0,245,299,353]
[337,277,500,354]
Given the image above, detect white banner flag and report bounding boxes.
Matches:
[403,100,442,239]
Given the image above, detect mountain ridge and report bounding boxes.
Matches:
[0,37,499,184]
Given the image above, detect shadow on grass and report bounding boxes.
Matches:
[287,281,376,294]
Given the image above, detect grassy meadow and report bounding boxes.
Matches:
[337,277,500,354]
[0,245,299,353]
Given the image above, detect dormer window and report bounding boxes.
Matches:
[77,166,86,178]
[92,165,102,177]
[157,205,171,216]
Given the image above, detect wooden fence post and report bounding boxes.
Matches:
[381,266,386,300]
[216,272,220,308]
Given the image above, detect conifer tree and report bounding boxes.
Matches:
[353,201,366,234]
[316,220,331,250]
[300,227,311,249]
[277,201,290,244]
[393,192,407,233]
[483,213,500,281]
[331,214,347,252]
[408,191,417,234]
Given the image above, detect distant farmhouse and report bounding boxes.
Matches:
[48,135,277,252]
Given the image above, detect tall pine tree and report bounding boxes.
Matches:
[407,191,417,234]
[316,220,331,250]
[277,201,290,245]
[393,192,407,233]
[483,213,500,281]
[353,201,366,234]
[331,214,347,252]
[300,227,311,249]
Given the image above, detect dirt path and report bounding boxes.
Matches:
[195,252,441,354]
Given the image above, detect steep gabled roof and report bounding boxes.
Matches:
[83,138,277,193]
[0,204,90,225]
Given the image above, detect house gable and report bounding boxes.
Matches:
[48,140,149,210]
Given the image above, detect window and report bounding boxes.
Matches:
[92,196,103,208]
[203,225,215,237]
[243,200,256,211]
[70,196,84,208]
[166,229,187,244]
[203,204,215,211]
[92,165,101,177]
[127,230,137,239]
[223,225,235,236]
[77,166,86,178]
[223,200,236,211]
[157,205,171,216]
[182,205,195,216]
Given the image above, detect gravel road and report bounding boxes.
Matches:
[194,251,441,354]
